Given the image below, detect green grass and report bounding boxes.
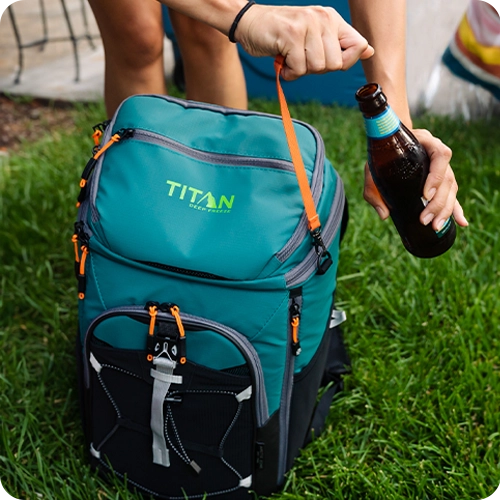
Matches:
[0,98,499,500]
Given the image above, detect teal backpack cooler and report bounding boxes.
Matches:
[74,61,350,499]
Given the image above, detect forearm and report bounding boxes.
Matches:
[158,0,246,35]
[348,0,412,127]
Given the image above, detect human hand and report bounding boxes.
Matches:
[235,4,374,80]
[363,129,469,230]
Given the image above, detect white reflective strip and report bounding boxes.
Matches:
[150,358,177,468]
[330,309,347,329]
[90,443,101,459]
[150,368,183,385]
[152,446,170,467]
[239,475,252,488]
[236,386,252,402]
[89,352,102,373]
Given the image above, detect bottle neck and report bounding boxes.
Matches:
[362,105,401,139]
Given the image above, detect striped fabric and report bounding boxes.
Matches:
[443,0,500,99]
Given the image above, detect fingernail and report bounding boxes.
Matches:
[427,188,436,201]
[422,213,434,226]
[435,219,444,231]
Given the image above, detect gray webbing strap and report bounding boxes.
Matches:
[330,309,347,329]
[150,357,182,467]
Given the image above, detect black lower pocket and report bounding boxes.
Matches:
[87,340,255,499]
[286,318,351,470]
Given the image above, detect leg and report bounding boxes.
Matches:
[87,0,166,117]
[169,10,247,110]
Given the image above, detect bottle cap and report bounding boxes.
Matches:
[355,83,388,114]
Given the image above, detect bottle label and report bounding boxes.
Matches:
[364,106,400,139]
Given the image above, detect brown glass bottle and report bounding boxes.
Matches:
[355,83,456,258]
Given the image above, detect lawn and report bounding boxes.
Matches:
[0,96,499,500]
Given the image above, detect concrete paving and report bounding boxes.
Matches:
[0,0,173,103]
[0,0,104,101]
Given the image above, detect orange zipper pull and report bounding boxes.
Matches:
[291,316,301,356]
[148,305,158,337]
[76,129,134,207]
[78,245,89,300]
[72,234,80,264]
[93,128,134,160]
[92,129,103,147]
[146,303,159,362]
[170,305,187,364]
[72,233,81,277]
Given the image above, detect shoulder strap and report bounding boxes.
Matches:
[274,55,321,232]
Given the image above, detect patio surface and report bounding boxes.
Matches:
[0,0,173,102]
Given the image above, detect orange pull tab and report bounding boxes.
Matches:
[170,305,187,364]
[92,129,103,147]
[72,234,80,264]
[169,305,185,338]
[291,315,302,356]
[274,55,321,232]
[148,305,158,337]
[93,133,122,160]
[291,316,300,345]
[78,245,89,300]
[79,246,88,276]
[146,305,158,362]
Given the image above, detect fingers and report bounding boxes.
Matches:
[363,163,390,220]
[413,129,469,230]
[236,5,374,80]
[364,132,469,231]
[338,22,375,70]
[452,199,468,227]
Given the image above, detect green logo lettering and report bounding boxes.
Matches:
[218,195,235,209]
[188,187,203,203]
[166,180,181,197]
[166,179,235,214]
[198,192,218,208]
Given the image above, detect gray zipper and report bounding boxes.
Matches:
[76,198,93,239]
[285,178,346,288]
[87,94,326,262]
[277,294,302,481]
[83,305,269,427]
[132,129,296,172]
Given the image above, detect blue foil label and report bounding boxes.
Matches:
[364,107,400,139]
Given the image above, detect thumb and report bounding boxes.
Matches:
[360,45,375,60]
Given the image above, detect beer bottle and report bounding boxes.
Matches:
[355,83,456,258]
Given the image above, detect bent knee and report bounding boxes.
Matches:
[103,17,165,69]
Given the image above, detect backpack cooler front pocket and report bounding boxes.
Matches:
[83,305,268,499]
[88,95,330,282]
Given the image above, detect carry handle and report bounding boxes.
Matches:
[274,55,321,232]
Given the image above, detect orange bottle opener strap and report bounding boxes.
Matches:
[274,55,321,232]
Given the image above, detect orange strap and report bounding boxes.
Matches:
[274,55,321,232]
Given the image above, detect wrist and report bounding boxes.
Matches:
[228,1,256,42]
[213,0,249,35]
